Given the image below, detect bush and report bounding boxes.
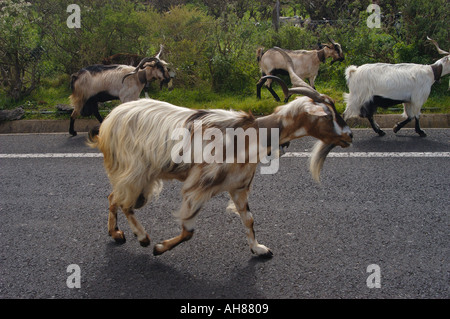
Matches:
[1,0,448,112]
[150,6,214,88]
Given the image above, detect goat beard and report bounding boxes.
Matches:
[309,141,336,183]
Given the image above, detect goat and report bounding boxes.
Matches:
[68,46,173,136]
[88,83,352,258]
[256,36,344,101]
[343,37,449,137]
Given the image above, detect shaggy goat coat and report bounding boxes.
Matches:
[343,63,438,119]
[89,97,352,256]
[91,99,259,210]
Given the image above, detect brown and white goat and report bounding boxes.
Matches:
[257,37,344,101]
[69,46,173,136]
[88,86,352,257]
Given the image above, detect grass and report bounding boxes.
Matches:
[1,75,448,120]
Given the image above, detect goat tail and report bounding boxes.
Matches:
[87,125,101,148]
[309,141,336,183]
[70,73,79,91]
[256,47,265,63]
[345,65,358,82]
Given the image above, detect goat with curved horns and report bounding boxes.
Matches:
[88,91,352,257]
[258,47,334,105]
[343,37,449,137]
[257,36,344,101]
[68,45,174,136]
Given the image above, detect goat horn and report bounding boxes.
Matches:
[261,75,327,104]
[122,57,159,83]
[326,35,336,45]
[260,75,290,101]
[155,44,163,60]
[287,87,328,104]
[427,36,449,55]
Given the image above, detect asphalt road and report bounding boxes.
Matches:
[0,129,449,301]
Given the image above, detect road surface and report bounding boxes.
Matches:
[0,129,448,302]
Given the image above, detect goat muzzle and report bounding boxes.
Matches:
[338,133,353,148]
[331,56,345,64]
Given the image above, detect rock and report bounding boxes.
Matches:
[55,104,73,112]
[0,107,25,121]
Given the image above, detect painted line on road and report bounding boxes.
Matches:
[0,152,449,159]
[0,153,103,158]
[283,152,450,158]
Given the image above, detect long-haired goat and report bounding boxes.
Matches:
[69,46,173,136]
[257,36,344,101]
[88,87,352,257]
[343,37,449,137]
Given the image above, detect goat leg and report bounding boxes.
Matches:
[368,115,385,136]
[256,77,267,99]
[122,207,150,247]
[393,117,412,134]
[153,226,194,256]
[229,189,273,258]
[93,108,103,123]
[153,190,202,255]
[108,193,126,244]
[69,109,78,136]
[267,83,281,102]
[414,117,426,137]
[69,118,77,136]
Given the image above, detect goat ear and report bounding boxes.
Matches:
[138,70,147,84]
[144,61,157,68]
[305,103,329,117]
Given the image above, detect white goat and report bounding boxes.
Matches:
[88,92,352,257]
[257,36,344,101]
[343,37,449,137]
[69,46,173,136]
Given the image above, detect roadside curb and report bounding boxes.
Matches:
[0,114,449,134]
[345,114,450,130]
[0,119,98,134]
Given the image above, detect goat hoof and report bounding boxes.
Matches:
[139,234,151,247]
[251,245,273,258]
[153,243,165,256]
[417,131,427,137]
[259,250,273,259]
[252,249,273,259]
[69,131,77,137]
[393,125,400,133]
[111,230,126,244]
[377,130,386,137]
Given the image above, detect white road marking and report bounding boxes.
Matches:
[0,153,103,158]
[0,152,449,159]
[283,152,450,158]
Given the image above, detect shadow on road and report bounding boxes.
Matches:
[86,241,271,299]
